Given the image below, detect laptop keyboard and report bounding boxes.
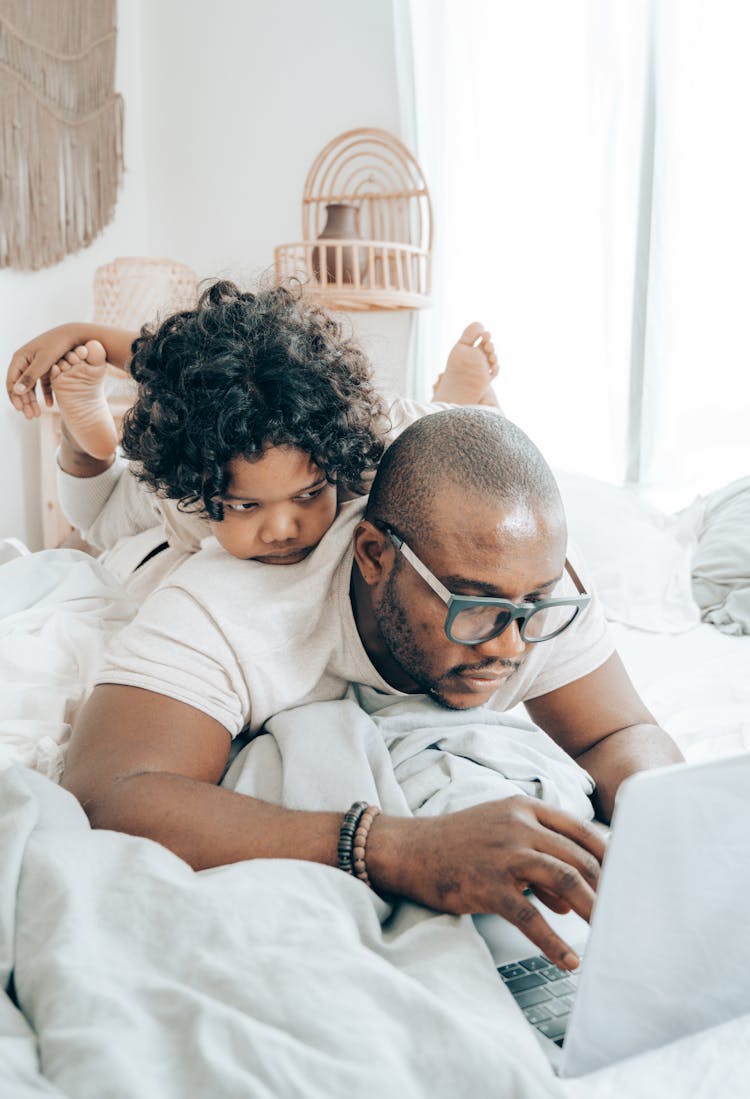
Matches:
[498,955,581,1047]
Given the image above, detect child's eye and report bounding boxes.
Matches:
[225,501,258,512]
[295,487,325,502]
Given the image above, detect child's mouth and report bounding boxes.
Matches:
[253,547,312,565]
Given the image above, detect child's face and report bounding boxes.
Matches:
[211,446,338,564]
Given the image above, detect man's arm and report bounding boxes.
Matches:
[525,651,684,822]
[62,683,607,969]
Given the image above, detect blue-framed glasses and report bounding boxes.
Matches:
[384,528,590,646]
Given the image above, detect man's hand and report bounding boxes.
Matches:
[368,796,606,970]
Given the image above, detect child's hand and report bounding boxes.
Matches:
[432,322,499,406]
[6,324,89,419]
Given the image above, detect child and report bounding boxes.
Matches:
[7,282,500,586]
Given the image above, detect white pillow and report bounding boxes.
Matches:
[691,475,750,635]
[554,469,701,633]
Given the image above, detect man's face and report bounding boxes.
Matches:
[211,446,338,563]
[367,491,567,709]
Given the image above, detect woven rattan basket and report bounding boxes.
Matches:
[93,255,199,402]
[275,128,432,310]
[93,256,199,332]
[40,256,199,547]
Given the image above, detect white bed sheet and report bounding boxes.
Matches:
[1,548,750,1095]
[608,621,750,763]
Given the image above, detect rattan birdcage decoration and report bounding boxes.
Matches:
[274,128,432,310]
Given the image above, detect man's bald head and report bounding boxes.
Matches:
[365,408,563,543]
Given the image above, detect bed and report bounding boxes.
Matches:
[1,471,748,1098]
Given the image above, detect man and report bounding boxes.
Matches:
[62,409,682,970]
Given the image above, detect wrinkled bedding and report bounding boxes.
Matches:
[690,475,750,635]
[0,548,136,774]
[2,700,578,1099]
[2,547,750,1096]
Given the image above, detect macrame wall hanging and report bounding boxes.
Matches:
[0,0,123,270]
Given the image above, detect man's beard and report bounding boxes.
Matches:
[375,572,477,710]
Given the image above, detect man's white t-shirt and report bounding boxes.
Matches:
[98,497,615,737]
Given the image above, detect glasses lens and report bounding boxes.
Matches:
[523,603,578,641]
[450,604,513,643]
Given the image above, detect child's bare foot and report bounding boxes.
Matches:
[50,341,118,460]
[432,322,499,406]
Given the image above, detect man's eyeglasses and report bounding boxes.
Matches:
[383,528,590,646]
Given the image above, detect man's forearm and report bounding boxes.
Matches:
[80,769,347,871]
[576,723,684,822]
[77,767,423,891]
[66,765,611,967]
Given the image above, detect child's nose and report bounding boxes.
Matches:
[261,508,299,543]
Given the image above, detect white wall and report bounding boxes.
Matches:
[0,3,148,548]
[1,0,413,548]
[138,0,412,391]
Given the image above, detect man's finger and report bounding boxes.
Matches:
[518,851,597,923]
[533,803,608,864]
[534,830,602,892]
[531,885,572,914]
[500,889,581,971]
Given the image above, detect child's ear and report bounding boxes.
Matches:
[352,521,393,586]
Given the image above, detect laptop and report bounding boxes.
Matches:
[475,752,750,1077]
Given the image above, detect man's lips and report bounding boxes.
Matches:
[453,664,518,690]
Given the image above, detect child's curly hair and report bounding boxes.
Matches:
[121,280,388,519]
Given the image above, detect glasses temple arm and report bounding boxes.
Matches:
[564,557,587,596]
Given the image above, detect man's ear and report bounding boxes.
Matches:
[353,520,394,587]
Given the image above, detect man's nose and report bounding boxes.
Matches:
[472,619,526,662]
[260,508,299,543]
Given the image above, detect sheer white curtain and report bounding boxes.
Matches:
[402,0,750,503]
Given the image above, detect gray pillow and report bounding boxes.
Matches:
[691,476,750,635]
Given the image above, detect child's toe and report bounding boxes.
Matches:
[459,321,485,346]
[84,339,107,366]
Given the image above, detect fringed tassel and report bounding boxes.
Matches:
[0,20,118,116]
[0,0,115,56]
[0,0,123,271]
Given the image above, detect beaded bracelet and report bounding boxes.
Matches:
[337,800,369,875]
[352,805,381,886]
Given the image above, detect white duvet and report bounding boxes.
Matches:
[2,548,750,1097]
[2,752,561,1098]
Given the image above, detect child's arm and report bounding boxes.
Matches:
[6,323,138,419]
